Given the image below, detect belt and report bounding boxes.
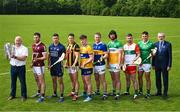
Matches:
[11,65,25,67]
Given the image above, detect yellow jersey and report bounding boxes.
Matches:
[80,44,93,68]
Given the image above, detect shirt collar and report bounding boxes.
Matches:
[127,42,133,46]
[53,42,60,46]
[35,41,41,46]
[82,43,88,47]
[95,41,102,45]
[15,44,22,49]
[69,42,76,46]
[159,40,164,43]
[142,40,149,44]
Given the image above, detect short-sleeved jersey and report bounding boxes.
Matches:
[80,44,93,69]
[138,40,155,64]
[66,42,80,66]
[93,42,107,66]
[49,43,66,66]
[32,42,46,66]
[124,43,140,65]
[107,39,123,65]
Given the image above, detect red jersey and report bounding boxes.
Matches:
[32,42,46,66]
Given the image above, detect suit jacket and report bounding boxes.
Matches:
[152,41,172,69]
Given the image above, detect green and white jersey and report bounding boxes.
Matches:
[138,40,155,64]
[107,39,123,64]
[107,39,123,49]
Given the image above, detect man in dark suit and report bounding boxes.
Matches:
[152,33,172,98]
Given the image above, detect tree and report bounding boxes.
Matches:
[101,7,111,16]
[163,0,180,17]
[103,0,117,7]
[0,0,179,18]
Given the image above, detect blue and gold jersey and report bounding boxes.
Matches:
[93,42,107,66]
[80,44,93,68]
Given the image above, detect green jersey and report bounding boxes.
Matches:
[107,39,123,49]
[107,39,123,64]
[138,40,155,64]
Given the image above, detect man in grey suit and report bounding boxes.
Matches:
[152,33,172,98]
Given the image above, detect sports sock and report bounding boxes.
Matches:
[54,91,57,95]
[147,89,150,94]
[139,87,143,92]
[135,90,138,95]
[126,87,130,93]
[60,93,64,97]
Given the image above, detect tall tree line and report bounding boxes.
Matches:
[0,0,179,17]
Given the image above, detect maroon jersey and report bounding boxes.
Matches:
[32,42,46,66]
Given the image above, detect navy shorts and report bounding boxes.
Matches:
[50,64,63,77]
[81,68,93,76]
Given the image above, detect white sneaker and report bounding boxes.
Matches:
[36,96,45,103]
[31,93,40,98]
[133,94,138,99]
[83,97,92,102]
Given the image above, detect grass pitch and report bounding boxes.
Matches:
[0,15,180,111]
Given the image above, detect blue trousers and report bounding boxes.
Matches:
[155,67,169,95]
[10,65,27,98]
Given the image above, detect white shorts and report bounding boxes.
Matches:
[138,64,151,72]
[94,65,106,75]
[33,66,45,75]
[67,66,79,74]
[109,64,120,72]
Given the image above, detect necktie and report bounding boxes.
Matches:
[159,41,163,52]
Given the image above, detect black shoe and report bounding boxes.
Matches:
[162,93,168,99]
[21,97,27,102]
[138,91,143,96]
[94,91,100,95]
[101,95,108,100]
[145,94,151,99]
[162,96,168,99]
[114,95,120,100]
[7,96,15,101]
[123,92,130,96]
[155,93,162,96]
[163,93,168,96]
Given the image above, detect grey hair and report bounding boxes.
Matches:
[158,32,165,37]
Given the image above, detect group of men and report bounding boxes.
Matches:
[7,30,172,103]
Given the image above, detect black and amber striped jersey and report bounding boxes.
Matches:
[66,42,80,66]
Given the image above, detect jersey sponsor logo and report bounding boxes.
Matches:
[50,51,58,57]
[80,45,93,68]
